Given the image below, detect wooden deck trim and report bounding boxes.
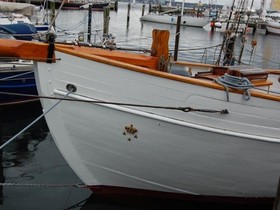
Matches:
[265,69,280,75]
[0,39,279,102]
[55,46,280,101]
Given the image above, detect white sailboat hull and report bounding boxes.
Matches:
[34,51,280,200]
[140,13,211,28]
[266,20,280,35]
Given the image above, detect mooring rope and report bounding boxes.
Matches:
[0,91,228,114]
[0,98,39,106]
[215,73,254,101]
[0,90,74,150]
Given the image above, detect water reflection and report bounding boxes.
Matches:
[1,101,47,168]
[0,101,91,209]
[77,193,272,210]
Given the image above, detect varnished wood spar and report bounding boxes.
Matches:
[266,69,280,75]
[55,44,159,69]
[0,39,54,62]
[55,29,170,70]
[0,38,159,69]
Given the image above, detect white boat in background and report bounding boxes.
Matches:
[140,0,211,28]
[266,19,280,35]
[0,1,52,41]
[265,11,280,35]
[140,12,211,28]
[0,30,280,205]
[203,21,247,33]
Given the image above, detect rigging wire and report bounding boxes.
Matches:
[0,71,34,81]
[0,90,74,150]
[0,91,229,114]
[47,0,66,33]
[234,41,280,66]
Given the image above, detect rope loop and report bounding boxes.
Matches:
[243,89,251,101]
[215,73,254,101]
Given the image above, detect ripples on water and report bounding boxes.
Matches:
[0,3,279,209]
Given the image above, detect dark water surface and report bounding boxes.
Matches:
[1,2,279,209]
[0,102,91,210]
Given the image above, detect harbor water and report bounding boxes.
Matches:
[1,2,280,209]
[54,3,280,69]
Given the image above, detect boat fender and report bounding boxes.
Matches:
[214,22,222,28]
[251,40,257,47]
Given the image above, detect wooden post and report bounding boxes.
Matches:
[141,4,145,16]
[103,6,110,39]
[174,15,181,61]
[273,177,280,210]
[50,0,55,28]
[127,3,131,28]
[151,29,170,71]
[87,4,92,43]
[114,0,118,12]
[252,25,256,34]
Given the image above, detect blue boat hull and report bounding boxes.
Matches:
[0,70,38,104]
[0,23,37,41]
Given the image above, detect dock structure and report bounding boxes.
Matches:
[15,0,118,11]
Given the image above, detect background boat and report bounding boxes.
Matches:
[140,1,211,28]
[266,19,280,35]
[0,1,53,41]
[265,11,280,35]
[0,61,37,105]
[140,12,211,28]
[38,0,110,10]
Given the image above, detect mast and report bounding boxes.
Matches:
[181,0,185,16]
[215,0,236,65]
[238,0,254,64]
[174,0,184,61]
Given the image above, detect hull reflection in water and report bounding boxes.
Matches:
[0,101,92,209]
